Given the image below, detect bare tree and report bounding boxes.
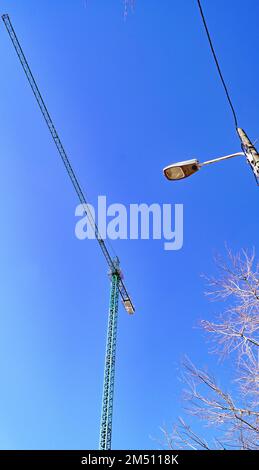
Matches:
[162,250,259,450]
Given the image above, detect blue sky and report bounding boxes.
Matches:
[0,0,258,450]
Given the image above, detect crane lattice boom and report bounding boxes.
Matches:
[2,13,134,315]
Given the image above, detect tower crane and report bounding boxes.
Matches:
[2,13,134,451]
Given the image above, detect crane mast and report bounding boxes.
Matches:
[100,258,120,450]
[2,14,134,450]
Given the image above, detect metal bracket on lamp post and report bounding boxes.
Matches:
[199,152,245,168]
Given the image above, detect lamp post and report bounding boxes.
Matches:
[163,128,259,185]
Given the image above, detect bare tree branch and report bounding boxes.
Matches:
[163,250,259,450]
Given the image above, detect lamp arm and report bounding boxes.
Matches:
[200,152,245,167]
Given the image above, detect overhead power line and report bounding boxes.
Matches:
[197,0,239,129]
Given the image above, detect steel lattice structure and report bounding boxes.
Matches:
[99,259,120,450]
[2,14,135,450]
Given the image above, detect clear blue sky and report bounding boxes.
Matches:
[0,0,258,450]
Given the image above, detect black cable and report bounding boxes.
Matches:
[197,0,238,129]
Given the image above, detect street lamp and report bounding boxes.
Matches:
[163,159,200,180]
[163,128,259,185]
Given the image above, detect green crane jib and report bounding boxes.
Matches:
[2,14,134,451]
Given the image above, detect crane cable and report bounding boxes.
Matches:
[196,0,239,130]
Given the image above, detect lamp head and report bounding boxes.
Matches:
[163,159,200,181]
